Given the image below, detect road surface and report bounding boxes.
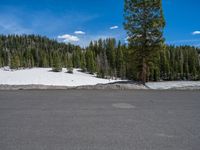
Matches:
[0,90,200,150]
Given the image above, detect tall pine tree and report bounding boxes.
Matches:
[124,0,165,83]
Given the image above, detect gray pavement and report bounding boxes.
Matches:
[0,90,200,150]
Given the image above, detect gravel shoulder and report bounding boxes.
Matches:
[0,82,147,90]
[1,81,200,90]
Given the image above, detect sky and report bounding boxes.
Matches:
[0,0,200,47]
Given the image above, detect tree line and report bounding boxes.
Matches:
[0,34,200,81]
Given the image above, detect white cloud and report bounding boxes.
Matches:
[57,34,79,42]
[74,31,86,35]
[192,31,200,35]
[110,26,119,30]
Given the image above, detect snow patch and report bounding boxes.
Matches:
[0,67,121,86]
[146,81,200,90]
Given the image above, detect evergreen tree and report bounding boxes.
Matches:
[106,38,116,77]
[124,0,165,83]
[10,54,20,69]
[116,41,125,78]
[72,48,81,68]
[52,52,62,72]
[97,50,109,78]
[80,51,86,72]
[66,54,73,73]
[85,50,95,74]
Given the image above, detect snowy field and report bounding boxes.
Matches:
[0,67,121,87]
[0,67,200,89]
[146,81,200,90]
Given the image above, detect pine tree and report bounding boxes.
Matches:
[10,54,20,69]
[116,41,125,78]
[80,51,86,72]
[66,54,73,73]
[63,53,68,69]
[52,52,62,72]
[98,51,109,78]
[105,38,116,77]
[85,50,95,74]
[72,48,81,68]
[124,0,165,83]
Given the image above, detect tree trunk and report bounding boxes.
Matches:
[141,58,147,84]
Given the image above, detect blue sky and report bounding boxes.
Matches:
[0,0,200,47]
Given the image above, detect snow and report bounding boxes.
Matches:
[146,81,200,90]
[0,67,121,86]
[1,67,200,89]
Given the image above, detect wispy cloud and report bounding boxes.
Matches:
[30,11,98,36]
[74,31,86,35]
[0,13,32,34]
[110,26,119,30]
[57,34,79,42]
[192,31,200,35]
[0,5,99,36]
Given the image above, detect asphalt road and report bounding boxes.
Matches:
[0,90,200,150]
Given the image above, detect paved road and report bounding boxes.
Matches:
[0,90,200,150]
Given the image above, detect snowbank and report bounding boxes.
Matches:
[146,81,200,90]
[0,67,121,86]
